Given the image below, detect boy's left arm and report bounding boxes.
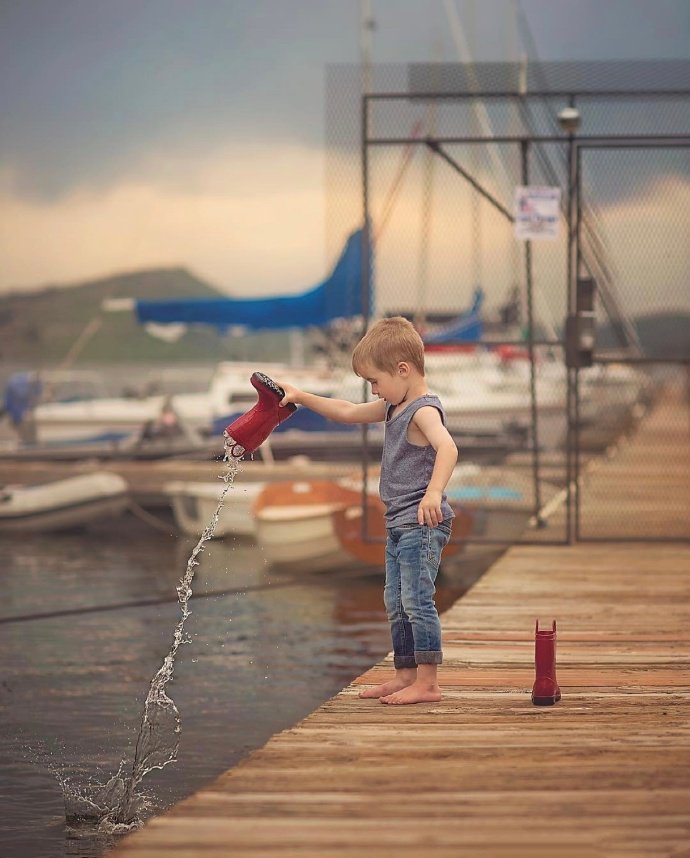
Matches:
[413,407,458,527]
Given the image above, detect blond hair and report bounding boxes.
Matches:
[352,316,425,376]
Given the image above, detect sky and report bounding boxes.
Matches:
[1,0,688,314]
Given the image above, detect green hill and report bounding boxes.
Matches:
[0,268,292,365]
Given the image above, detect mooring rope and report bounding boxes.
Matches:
[0,567,379,625]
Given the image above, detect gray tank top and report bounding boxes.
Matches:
[379,394,454,527]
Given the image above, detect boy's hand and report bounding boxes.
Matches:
[418,489,443,527]
[276,381,301,408]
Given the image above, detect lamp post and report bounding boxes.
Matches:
[558,104,581,544]
[558,105,581,317]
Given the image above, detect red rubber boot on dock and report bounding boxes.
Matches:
[223,372,297,458]
[531,619,561,706]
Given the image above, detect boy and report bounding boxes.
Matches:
[278,316,458,705]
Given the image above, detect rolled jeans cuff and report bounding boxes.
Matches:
[415,650,443,665]
[393,655,418,669]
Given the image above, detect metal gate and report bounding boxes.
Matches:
[350,61,690,550]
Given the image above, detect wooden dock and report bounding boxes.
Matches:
[111,389,689,858]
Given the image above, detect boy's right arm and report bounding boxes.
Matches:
[278,381,385,425]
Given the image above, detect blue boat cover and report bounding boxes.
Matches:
[423,287,484,344]
[135,228,371,331]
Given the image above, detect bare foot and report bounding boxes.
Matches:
[380,681,442,705]
[359,676,415,699]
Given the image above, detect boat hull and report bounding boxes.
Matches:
[253,480,373,572]
[253,466,561,574]
[165,480,262,538]
[0,472,129,533]
[255,502,356,572]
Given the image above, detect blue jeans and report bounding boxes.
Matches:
[383,520,452,669]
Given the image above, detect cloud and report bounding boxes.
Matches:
[4,0,688,203]
[2,1,688,301]
[0,142,329,295]
[597,174,690,315]
[0,1,347,201]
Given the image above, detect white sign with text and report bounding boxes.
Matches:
[514,185,562,240]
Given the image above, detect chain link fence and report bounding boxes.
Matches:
[326,60,689,547]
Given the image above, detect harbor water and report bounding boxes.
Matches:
[0,510,482,858]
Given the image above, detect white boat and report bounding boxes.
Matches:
[25,354,641,459]
[580,363,651,411]
[165,479,264,538]
[252,465,558,574]
[0,472,129,533]
[32,396,170,445]
[30,361,338,446]
[253,479,376,572]
[425,351,568,426]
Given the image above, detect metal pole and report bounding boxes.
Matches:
[521,139,544,526]
[574,143,583,541]
[425,140,515,222]
[361,96,372,327]
[566,120,577,545]
[359,0,374,113]
[361,93,371,542]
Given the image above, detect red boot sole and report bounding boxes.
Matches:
[531,693,561,706]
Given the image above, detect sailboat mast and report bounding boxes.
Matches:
[359,0,374,126]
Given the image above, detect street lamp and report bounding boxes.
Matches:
[559,104,581,319]
[559,103,581,544]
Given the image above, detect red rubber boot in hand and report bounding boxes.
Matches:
[531,619,561,706]
[223,372,297,458]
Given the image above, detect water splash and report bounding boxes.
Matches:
[65,438,242,831]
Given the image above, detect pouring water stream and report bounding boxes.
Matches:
[64,436,244,832]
